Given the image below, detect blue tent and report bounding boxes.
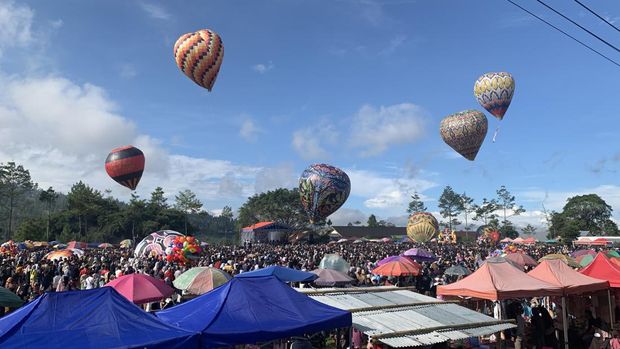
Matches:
[157,276,351,349]
[0,288,199,349]
[234,266,318,283]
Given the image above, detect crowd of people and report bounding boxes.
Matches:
[0,238,613,348]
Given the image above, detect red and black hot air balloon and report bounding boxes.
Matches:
[105,146,145,190]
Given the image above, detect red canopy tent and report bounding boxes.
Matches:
[580,253,620,288]
[522,237,537,245]
[529,259,610,349]
[437,260,563,301]
[529,259,609,295]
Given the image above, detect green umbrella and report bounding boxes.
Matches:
[0,287,24,308]
[607,250,620,258]
[444,265,471,276]
[173,267,231,295]
[577,254,594,268]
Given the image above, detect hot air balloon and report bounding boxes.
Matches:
[134,230,184,258]
[299,164,351,224]
[174,29,224,91]
[406,212,439,243]
[105,145,145,190]
[440,110,488,161]
[474,72,515,121]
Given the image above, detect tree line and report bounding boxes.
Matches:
[0,162,235,243]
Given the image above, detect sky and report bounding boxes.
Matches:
[1,0,620,237]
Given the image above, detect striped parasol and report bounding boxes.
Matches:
[173,267,231,295]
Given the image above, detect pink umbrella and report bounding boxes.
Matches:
[105,274,174,304]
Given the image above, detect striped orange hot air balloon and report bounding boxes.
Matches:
[105,145,145,190]
[174,29,224,91]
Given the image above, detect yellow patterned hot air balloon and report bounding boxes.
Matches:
[474,72,515,121]
[174,29,224,91]
[440,110,488,161]
[406,212,439,243]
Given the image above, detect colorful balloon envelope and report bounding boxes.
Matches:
[299,164,351,224]
[474,72,515,121]
[174,29,224,91]
[105,145,145,190]
[406,212,439,243]
[440,110,488,161]
[134,230,184,258]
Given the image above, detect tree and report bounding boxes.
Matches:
[521,224,537,236]
[548,211,580,242]
[175,190,203,234]
[221,206,234,220]
[500,223,519,239]
[0,162,36,239]
[496,185,525,226]
[438,186,464,231]
[39,187,58,241]
[558,194,616,235]
[149,187,169,211]
[66,181,106,238]
[407,192,426,214]
[473,198,499,226]
[367,214,378,227]
[237,188,307,230]
[460,192,475,230]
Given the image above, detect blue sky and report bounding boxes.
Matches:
[1,0,620,234]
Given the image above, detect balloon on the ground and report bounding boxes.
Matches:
[474,72,515,120]
[105,145,145,190]
[166,236,202,265]
[440,110,488,161]
[406,212,439,243]
[299,164,351,224]
[174,29,224,91]
[134,230,184,258]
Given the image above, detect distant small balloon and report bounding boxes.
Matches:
[174,29,224,91]
[440,110,488,161]
[474,72,515,121]
[105,145,145,190]
[299,164,351,224]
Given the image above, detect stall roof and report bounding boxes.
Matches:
[528,259,609,295]
[299,287,515,348]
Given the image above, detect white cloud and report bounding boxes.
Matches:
[348,103,427,156]
[239,119,262,142]
[254,163,298,193]
[329,208,368,226]
[346,169,437,212]
[50,19,63,29]
[292,121,339,160]
[380,35,406,55]
[138,2,170,20]
[252,61,274,74]
[0,1,33,56]
[119,63,137,79]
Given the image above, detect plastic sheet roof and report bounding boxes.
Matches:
[300,287,515,348]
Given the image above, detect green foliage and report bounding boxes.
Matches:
[549,194,618,240]
[367,214,378,227]
[407,192,426,214]
[460,192,475,229]
[175,189,203,234]
[438,186,464,231]
[473,198,498,225]
[499,223,519,239]
[495,185,525,226]
[521,224,537,236]
[237,188,307,230]
[0,162,37,239]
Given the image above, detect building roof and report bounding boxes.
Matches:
[241,222,292,232]
[331,226,406,239]
[298,287,515,348]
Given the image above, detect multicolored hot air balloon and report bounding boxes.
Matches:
[174,29,224,91]
[299,164,351,224]
[474,72,515,121]
[134,230,184,258]
[406,212,439,243]
[105,145,145,190]
[440,110,488,161]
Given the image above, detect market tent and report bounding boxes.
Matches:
[0,287,199,349]
[504,253,538,268]
[235,266,318,283]
[580,253,620,288]
[156,276,351,349]
[539,254,580,268]
[311,268,355,287]
[528,259,609,295]
[437,259,563,301]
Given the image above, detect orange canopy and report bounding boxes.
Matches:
[528,259,609,295]
[437,260,563,301]
[372,260,420,276]
[580,253,620,288]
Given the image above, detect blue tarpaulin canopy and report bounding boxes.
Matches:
[234,266,318,283]
[0,287,199,349]
[157,276,352,349]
